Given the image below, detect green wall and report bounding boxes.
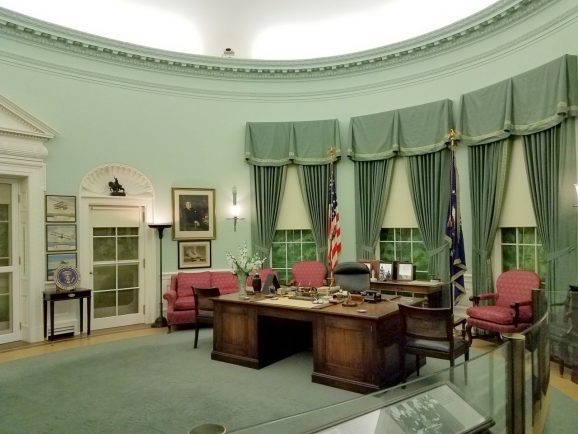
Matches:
[0,0,576,273]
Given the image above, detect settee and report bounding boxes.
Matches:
[163,268,275,331]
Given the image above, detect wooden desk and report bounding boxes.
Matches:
[212,293,421,394]
[43,289,92,341]
[370,280,444,307]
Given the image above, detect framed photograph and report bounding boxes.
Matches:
[45,195,76,222]
[397,262,415,281]
[178,240,211,269]
[380,382,494,433]
[358,259,379,278]
[46,252,77,281]
[46,224,77,252]
[172,188,216,240]
[379,261,395,281]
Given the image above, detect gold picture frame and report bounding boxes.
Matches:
[172,188,216,240]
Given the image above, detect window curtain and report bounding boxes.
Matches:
[349,111,397,259]
[250,165,287,264]
[523,121,576,305]
[246,119,341,260]
[407,151,451,283]
[349,99,454,286]
[297,164,331,259]
[459,54,577,298]
[468,139,510,295]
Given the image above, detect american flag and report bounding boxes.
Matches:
[328,162,342,276]
[446,143,467,305]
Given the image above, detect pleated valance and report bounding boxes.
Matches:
[245,119,341,166]
[459,54,578,146]
[348,99,453,160]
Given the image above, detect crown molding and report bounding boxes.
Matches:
[0,0,558,80]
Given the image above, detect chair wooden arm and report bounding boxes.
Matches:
[510,300,531,325]
[470,293,497,306]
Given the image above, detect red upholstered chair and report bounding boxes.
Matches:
[466,269,541,341]
[290,261,327,287]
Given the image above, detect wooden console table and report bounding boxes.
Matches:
[370,280,444,307]
[212,293,422,394]
[43,288,92,341]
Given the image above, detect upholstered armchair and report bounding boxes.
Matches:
[290,261,327,287]
[466,269,541,341]
[333,261,370,293]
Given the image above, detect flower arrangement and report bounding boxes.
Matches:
[225,242,266,276]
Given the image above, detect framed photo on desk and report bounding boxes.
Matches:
[397,262,415,281]
[379,261,395,281]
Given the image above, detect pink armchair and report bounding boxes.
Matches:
[466,269,541,341]
[290,261,327,287]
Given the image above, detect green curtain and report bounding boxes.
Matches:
[246,119,341,260]
[468,139,510,295]
[297,164,331,260]
[406,150,451,286]
[354,160,393,258]
[250,165,287,264]
[523,121,577,305]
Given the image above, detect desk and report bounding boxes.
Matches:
[43,289,92,341]
[212,293,421,394]
[370,280,444,307]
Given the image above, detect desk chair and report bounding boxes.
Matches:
[192,286,220,349]
[399,304,469,382]
[333,262,370,293]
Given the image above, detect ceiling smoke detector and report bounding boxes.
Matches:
[222,48,235,58]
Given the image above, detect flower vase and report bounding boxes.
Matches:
[236,272,248,297]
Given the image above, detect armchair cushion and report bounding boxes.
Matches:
[467,305,532,325]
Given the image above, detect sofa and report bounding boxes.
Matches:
[163,268,276,331]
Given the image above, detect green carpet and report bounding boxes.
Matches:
[0,330,359,434]
[0,330,576,434]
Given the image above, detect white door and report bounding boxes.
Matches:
[90,206,145,329]
[0,181,20,344]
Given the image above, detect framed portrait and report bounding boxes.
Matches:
[358,259,379,278]
[45,195,76,223]
[397,262,416,281]
[172,188,216,240]
[379,261,395,281]
[46,224,77,252]
[178,240,211,269]
[46,252,77,281]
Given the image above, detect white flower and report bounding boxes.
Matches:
[225,242,266,275]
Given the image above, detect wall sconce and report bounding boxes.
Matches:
[227,186,245,231]
[574,184,578,207]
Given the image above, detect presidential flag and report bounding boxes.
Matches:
[328,162,342,276]
[446,144,467,305]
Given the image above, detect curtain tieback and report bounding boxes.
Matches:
[546,246,575,262]
[427,244,447,258]
[473,247,489,256]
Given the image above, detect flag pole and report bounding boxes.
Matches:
[327,146,337,287]
[449,129,457,309]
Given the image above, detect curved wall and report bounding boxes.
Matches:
[0,0,576,272]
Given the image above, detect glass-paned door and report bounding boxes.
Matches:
[90,206,144,329]
[0,182,19,344]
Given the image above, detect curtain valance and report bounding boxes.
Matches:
[348,99,453,160]
[245,119,341,166]
[459,54,577,146]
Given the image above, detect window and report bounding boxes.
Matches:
[501,227,546,284]
[271,229,316,284]
[379,228,428,281]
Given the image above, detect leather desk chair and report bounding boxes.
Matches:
[333,262,370,293]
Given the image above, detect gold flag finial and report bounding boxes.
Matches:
[448,129,458,151]
[327,146,337,163]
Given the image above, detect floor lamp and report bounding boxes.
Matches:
[149,223,172,328]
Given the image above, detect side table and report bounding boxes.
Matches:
[43,288,92,341]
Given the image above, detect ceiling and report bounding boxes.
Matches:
[0,0,501,60]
